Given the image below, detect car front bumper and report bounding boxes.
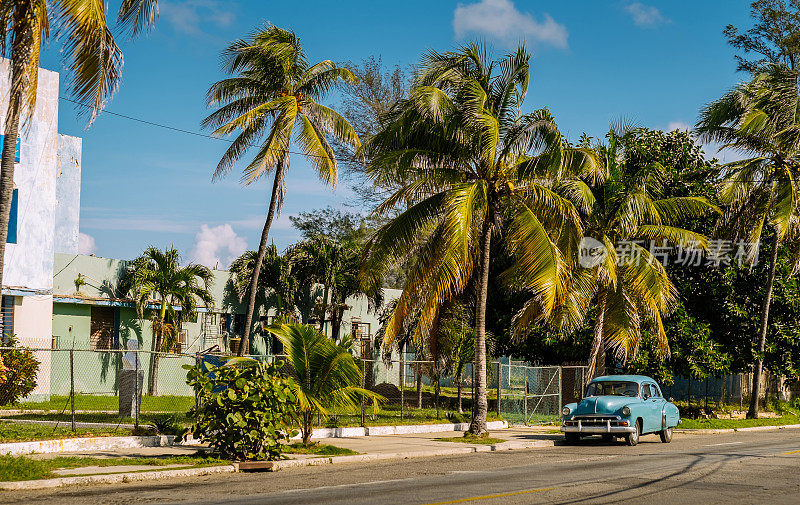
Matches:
[560,420,636,434]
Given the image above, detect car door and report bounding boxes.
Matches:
[644,384,664,433]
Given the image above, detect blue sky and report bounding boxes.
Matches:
[40,0,752,268]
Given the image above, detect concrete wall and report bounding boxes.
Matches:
[54,135,82,255]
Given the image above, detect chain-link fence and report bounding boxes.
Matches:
[3,342,591,431]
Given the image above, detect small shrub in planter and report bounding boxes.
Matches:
[185,357,298,461]
[0,336,40,405]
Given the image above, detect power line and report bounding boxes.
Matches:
[59,96,337,160]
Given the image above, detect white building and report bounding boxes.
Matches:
[0,59,82,398]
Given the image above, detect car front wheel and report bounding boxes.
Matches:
[660,426,673,443]
[625,420,641,446]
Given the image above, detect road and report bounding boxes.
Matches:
[3,429,800,505]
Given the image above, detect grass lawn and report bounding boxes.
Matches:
[10,395,195,413]
[680,414,800,430]
[281,443,359,456]
[0,421,130,443]
[1,411,189,426]
[437,434,507,445]
[0,454,226,482]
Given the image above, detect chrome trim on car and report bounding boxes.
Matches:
[560,425,636,434]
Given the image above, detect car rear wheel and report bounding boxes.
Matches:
[564,432,580,445]
[625,420,641,446]
[659,426,673,443]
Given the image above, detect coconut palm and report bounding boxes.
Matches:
[266,322,384,445]
[229,246,297,319]
[361,43,595,434]
[696,63,800,418]
[203,25,360,356]
[0,0,159,293]
[122,247,213,396]
[525,127,718,379]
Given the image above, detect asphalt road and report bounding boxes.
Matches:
[4,429,800,505]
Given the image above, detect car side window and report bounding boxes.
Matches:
[650,384,661,398]
[642,384,651,399]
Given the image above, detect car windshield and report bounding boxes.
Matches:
[585,381,639,398]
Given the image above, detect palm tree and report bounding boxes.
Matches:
[266,322,383,445]
[229,246,297,319]
[203,25,360,356]
[361,43,593,435]
[0,0,158,293]
[696,63,800,418]
[122,247,214,396]
[525,127,717,379]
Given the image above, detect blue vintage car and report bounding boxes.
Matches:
[560,374,680,446]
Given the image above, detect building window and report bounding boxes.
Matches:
[6,189,17,244]
[90,306,114,350]
[0,296,14,342]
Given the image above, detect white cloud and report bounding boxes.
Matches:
[624,2,667,27]
[189,224,247,270]
[453,0,568,49]
[667,121,690,132]
[77,232,96,255]
[161,0,235,36]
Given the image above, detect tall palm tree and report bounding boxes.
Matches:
[525,127,717,378]
[361,43,593,435]
[203,25,360,356]
[0,0,158,293]
[122,247,214,396]
[266,322,383,445]
[696,63,800,418]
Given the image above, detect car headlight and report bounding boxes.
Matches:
[562,406,571,416]
[621,406,631,416]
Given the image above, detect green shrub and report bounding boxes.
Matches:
[0,337,40,406]
[185,357,298,461]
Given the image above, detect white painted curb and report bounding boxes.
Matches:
[0,435,175,456]
[293,420,509,440]
[0,465,236,490]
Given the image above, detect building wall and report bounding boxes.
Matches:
[14,294,54,400]
[54,135,82,255]
[0,60,59,296]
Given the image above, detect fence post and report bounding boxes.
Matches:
[194,354,200,412]
[70,349,75,432]
[523,371,528,425]
[134,350,140,430]
[558,366,562,412]
[400,350,405,421]
[360,358,366,428]
[496,362,501,417]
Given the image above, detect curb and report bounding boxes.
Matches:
[676,423,800,435]
[270,438,554,470]
[0,435,176,456]
[294,420,509,440]
[0,465,236,490]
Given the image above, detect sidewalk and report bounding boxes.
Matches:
[27,425,560,462]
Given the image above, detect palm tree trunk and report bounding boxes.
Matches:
[320,284,330,335]
[748,232,780,419]
[302,410,313,446]
[240,157,286,356]
[457,367,463,414]
[149,303,168,396]
[416,369,423,409]
[0,20,33,293]
[587,290,607,379]
[469,212,493,436]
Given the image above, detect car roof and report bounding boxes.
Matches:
[589,375,656,384]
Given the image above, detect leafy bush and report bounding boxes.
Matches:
[185,357,298,461]
[0,337,40,405]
